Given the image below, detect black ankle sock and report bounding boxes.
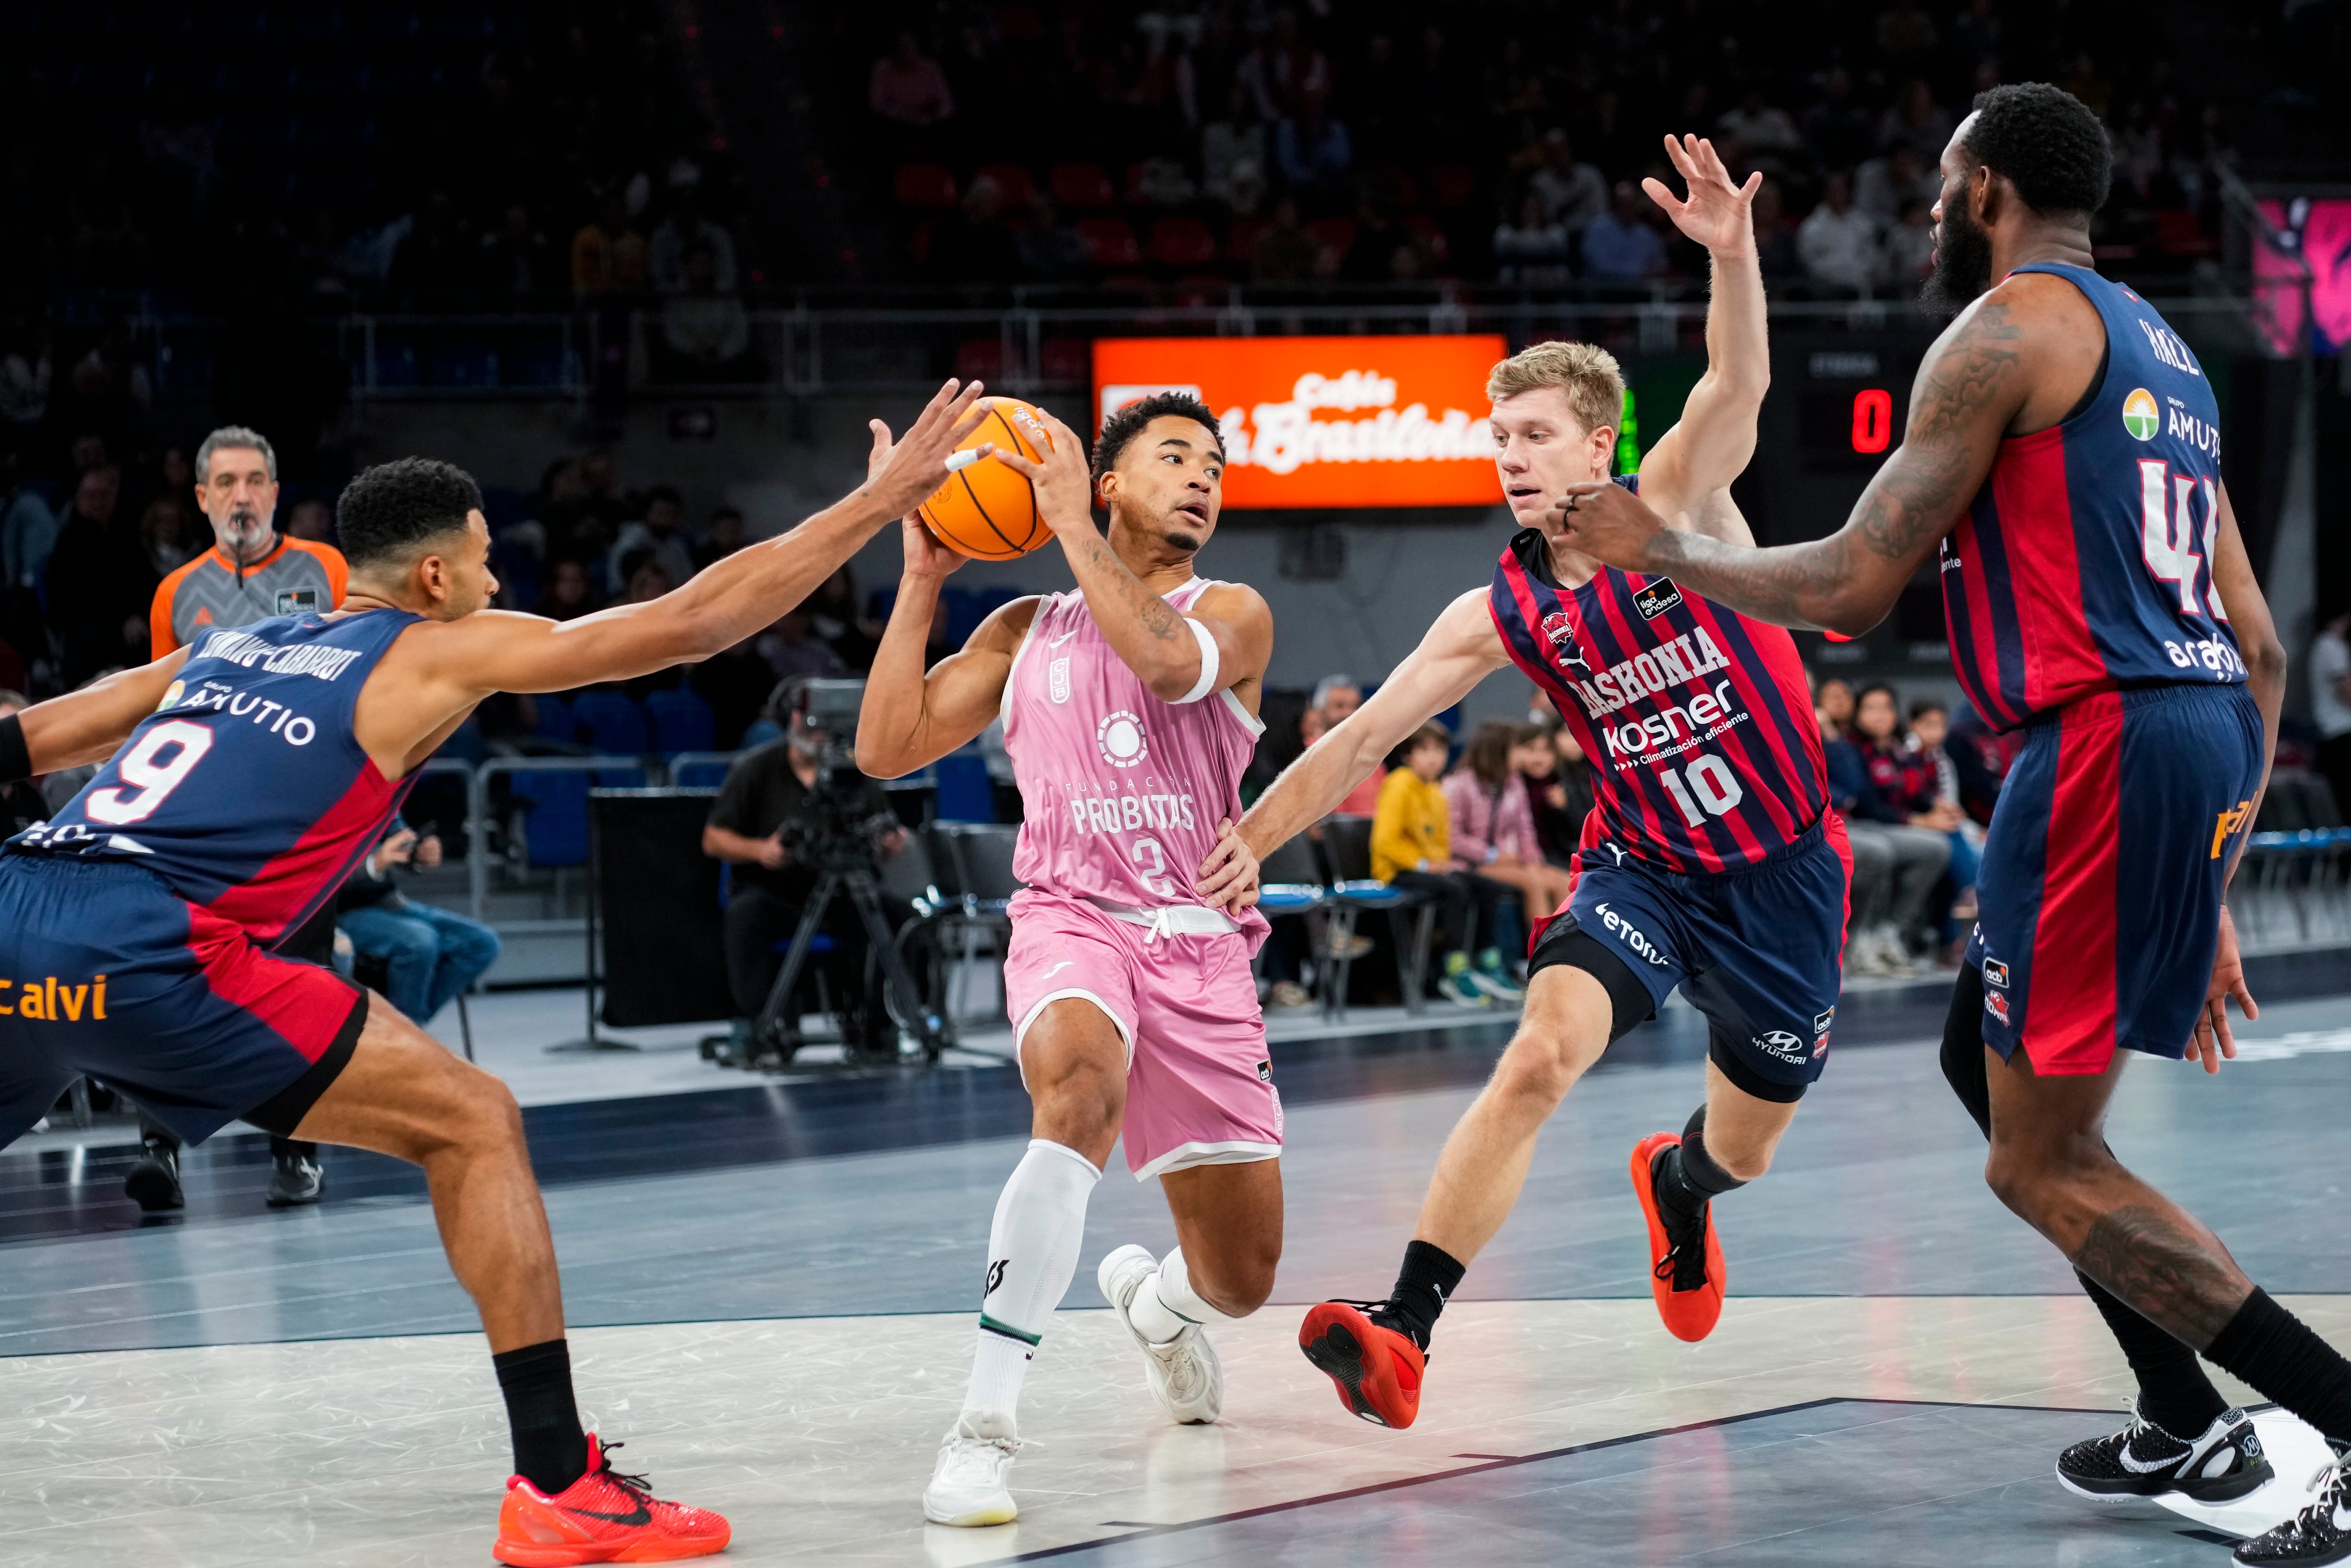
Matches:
[494,1339,589,1495]
[1654,1107,1746,1229]
[2204,1288,2351,1450]
[1378,1240,1467,1352]
[2076,1270,2228,1435]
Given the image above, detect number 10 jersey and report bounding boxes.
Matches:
[1490,509,1828,875]
[9,607,422,946]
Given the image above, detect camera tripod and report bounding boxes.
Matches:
[751,851,947,1064]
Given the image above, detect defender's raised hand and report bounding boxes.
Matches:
[1644,134,1761,256]
[863,378,996,520]
[985,404,1097,538]
[1554,478,1671,571]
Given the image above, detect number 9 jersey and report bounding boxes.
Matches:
[9,607,423,947]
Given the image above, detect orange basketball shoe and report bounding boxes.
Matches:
[1298,1300,1428,1428]
[493,1435,731,1565]
[1630,1131,1726,1343]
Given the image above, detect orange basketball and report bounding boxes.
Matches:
[916,397,1057,560]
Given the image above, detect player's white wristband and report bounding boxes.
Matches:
[1174,616,1220,704]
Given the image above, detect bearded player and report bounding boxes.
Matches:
[1197,135,1847,1430]
[0,377,993,1563]
[857,393,1277,1526]
[1551,88,2351,1566]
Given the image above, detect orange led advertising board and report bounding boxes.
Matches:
[1093,335,1507,509]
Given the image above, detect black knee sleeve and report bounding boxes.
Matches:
[1940,964,1993,1140]
[1526,921,1656,1041]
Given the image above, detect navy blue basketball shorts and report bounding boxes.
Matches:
[1528,813,1853,1102]
[0,855,367,1148]
[1968,682,2264,1075]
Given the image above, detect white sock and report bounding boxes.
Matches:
[961,1139,1100,1420]
[1125,1245,1240,1345]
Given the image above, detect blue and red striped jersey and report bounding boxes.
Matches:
[1490,510,1828,874]
[1940,263,2245,731]
[9,607,422,945]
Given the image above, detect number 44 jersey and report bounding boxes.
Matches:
[1491,498,1830,874]
[9,608,423,946]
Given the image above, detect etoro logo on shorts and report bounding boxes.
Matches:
[1097,710,1148,768]
[1594,902,1668,966]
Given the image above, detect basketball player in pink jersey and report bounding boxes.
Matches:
[856,392,1278,1527]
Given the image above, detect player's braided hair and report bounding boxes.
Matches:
[336,457,484,567]
[1092,390,1225,485]
[1960,82,2112,217]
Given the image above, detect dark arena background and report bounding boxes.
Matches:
[3,1,2351,1564]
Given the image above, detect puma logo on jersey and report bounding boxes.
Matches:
[1559,625,1733,721]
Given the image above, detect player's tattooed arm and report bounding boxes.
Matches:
[1556,295,2031,634]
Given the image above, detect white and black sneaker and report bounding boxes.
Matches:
[2056,1402,2272,1504]
[2236,1450,2351,1564]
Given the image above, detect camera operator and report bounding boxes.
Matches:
[702,694,909,1054]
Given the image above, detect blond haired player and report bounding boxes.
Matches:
[1198,136,1854,1428]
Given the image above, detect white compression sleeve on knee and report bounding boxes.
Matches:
[1128,1245,1240,1344]
[962,1138,1102,1418]
[1173,617,1220,704]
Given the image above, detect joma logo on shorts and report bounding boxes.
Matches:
[0,975,108,1020]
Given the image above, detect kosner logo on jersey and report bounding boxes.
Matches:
[1554,623,1754,763]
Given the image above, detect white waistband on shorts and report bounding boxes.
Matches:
[1086,895,1239,939]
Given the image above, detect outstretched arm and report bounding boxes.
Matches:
[1197,589,1509,906]
[1555,286,2039,634]
[1626,134,1767,543]
[855,510,1038,777]
[13,651,189,774]
[413,379,994,698]
[995,405,1271,704]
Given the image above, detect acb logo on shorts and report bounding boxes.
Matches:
[1982,958,2010,989]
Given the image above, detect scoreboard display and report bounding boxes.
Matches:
[1736,331,1940,550]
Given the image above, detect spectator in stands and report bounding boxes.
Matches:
[1,454,55,589]
[1017,197,1092,282]
[1906,697,1983,948]
[1750,179,1804,283]
[758,606,847,681]
[1529,129,1608,233]
[43,463,143,686]
[935,176,1023,285]
[1829,683,1954,975]
[2311,607,2351,818]
[1494,192,1572,285]
[1717,88,1805,176]
[1444,719,1576,936]
[387,189,473,307]
[608,485,695,591]
[620,557,673,606]
[703,707,907,1054]
[571,189,650,301]
[1878,78,1954,161]
[1275,88,1354,199]
[1802,66,1874,173]
[1372,724,1521,1004]
[1310,673,1385,815]
[808,565,878,671]
[124,494,194,604]
[1879,198,1936,289]
[0,688,43,835]
[657,242,755,379]
[1798,171,1880,291]
[1816,675,1856,738]
[1854,142,1939,227]
[533,557,599,621]
[0,318,50,453]
[1581,181,1668,283]
[339,818,500,1027]
[481,203,554,301]
[693,635,777,750]
[1531,723,1594,865]
[694,505,747,572]
[869,30,955,130]
[1251,197,1320,282]
[650,182,738,298]
[1238,8,1331,121]
[1201,84,1270,213]
[285,495,336,544]
[1874,1,1941,71]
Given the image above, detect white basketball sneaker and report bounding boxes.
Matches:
[1097,1243,1224,1425]
[923,1410,1021,1527]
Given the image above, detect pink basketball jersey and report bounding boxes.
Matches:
[1003,577,1269,936]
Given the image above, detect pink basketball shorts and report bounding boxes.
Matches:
[1001,889,1281,1181]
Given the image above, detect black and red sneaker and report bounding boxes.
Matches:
[1298,1300,1428,1428]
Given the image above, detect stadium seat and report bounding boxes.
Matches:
[1149,217,1219,268]
[512,772,589,867]
[1049,162,1116,210]
[1039,338,1089,382]
[954,338,1008,382]
[933,752,996,823]
[973,163,1036,205]
[1225,215,1267,263]
[1309,217,1357,258]
[893,164,958,207]
[671,756,735,790]
[1370,164,1421,209]
[645,687,716,755]
[1429,164,1479,208]
[571,689,650,756]
[1172,274,1229,307]
[1404,215,1452,262]
[1077,218,1140,268]
[531,694,576,745]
